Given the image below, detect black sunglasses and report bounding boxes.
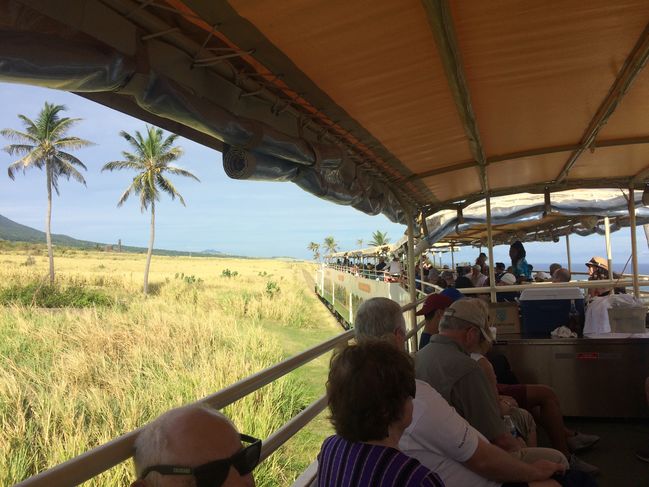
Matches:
[140,434,261,487]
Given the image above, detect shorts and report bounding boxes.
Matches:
[497,383,528,410]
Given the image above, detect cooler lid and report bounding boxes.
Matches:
[519,287,584,301]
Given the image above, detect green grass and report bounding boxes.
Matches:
[0,282,113,307]
[0,251,339,486]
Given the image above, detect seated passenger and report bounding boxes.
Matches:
[131,405,259,487]
[416,300,569,465]
[355,298,567,487]
[476,252,489,274]
[496,273,520,303]
[470,265,488,287]
[552,268,571,283]
[464,320,538,448]
[549,264,562,279]
[495,263,507,283]
[440,270,455,288]
[454,276,474,290]
[317,340,444,486]
[585,257,625,297]
[416,294,454,349]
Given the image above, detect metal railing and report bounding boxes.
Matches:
[19,266,643,486]
[15,284,427,487]
[15,329,354,487]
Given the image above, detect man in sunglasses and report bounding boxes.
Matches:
[131,405,260,487]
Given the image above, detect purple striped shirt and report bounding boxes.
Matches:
[317,435,445,487]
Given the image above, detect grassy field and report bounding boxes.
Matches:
[0,247,340,486]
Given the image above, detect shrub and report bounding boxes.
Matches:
[0,283,113,308]
[221,269,238,278]
[21,256,35,267]
[265,280,281,298]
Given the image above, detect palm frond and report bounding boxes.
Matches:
[163,165,200,182]
[3,144,37,157]
[7,151,44,179]
[156,147,183,165]
[16,114,39,135]
[56,151,88,171]
[0,128,39,144]
[102,159,146,172]
[53,136,95,151]
[49,117,82,140]
[119,130,146,157]
[53,157,87,185]
[156,174,186,206]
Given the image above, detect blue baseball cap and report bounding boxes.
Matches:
[440,287,464,302]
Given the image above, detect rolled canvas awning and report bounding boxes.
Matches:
[1,0,649,224]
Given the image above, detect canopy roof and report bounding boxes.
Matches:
[2,1,649,223]
[418,189,649,250]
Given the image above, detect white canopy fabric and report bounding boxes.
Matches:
[417,189,649,253]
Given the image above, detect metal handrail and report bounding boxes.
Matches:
[260,395,328,462]
[15,329,354,487]
[456,278,643,295]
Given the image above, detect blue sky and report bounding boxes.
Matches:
[0,81,647,265]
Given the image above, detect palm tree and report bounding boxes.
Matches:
[307,242,320,261]
[2,102,93,284]
[102,126,199,294]
[323,236,338,256]
[356,238,364,248]
[369,230,390,247]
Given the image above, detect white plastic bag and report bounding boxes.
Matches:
[584,294,641,335]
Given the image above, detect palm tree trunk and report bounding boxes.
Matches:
[143,203,155,295]
[45,163,55,284]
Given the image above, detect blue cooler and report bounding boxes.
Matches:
[519,287,585,337]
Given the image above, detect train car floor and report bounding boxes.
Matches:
[546,418,649,487]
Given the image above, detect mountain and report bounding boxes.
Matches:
[0,213,245,258]
[200,249,224,255]
[0,213,97,247]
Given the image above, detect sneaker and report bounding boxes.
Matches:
[567,431,600,452]
[636,447,649,463]
[569,454,600,476]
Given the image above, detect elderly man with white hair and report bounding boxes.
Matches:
[354,297,565,487]
[131,404,260,487]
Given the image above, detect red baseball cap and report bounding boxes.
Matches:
[416,294,453,316]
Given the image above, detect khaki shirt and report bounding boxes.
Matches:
[415,335,505,442]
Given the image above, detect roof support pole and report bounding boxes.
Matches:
[406,210,419,353]
[604,216,613,278]
[420,0,488,192]
[629,188,641,298]
[556,24,649,182]
[485,194,497,303]
[451,243,455,269]
[565,234,572,274]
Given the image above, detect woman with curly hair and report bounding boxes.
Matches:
[317,340,444,487]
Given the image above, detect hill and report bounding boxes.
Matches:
[0,213,246,258]
[0,214,97,247]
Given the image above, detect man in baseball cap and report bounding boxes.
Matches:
[416,294,453,349]
[416,298,521,453]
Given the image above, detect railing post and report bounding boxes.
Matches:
[566,234,572,273]
[349,292,353,324]
[629,187,640,298]
[406,210,419,353]
[604,216,613,278]
[332,278,335,306]
[485,194,497,303]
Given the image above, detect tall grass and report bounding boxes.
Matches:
[0,251,337,486]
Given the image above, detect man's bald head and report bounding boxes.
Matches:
[132,405,254,486]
